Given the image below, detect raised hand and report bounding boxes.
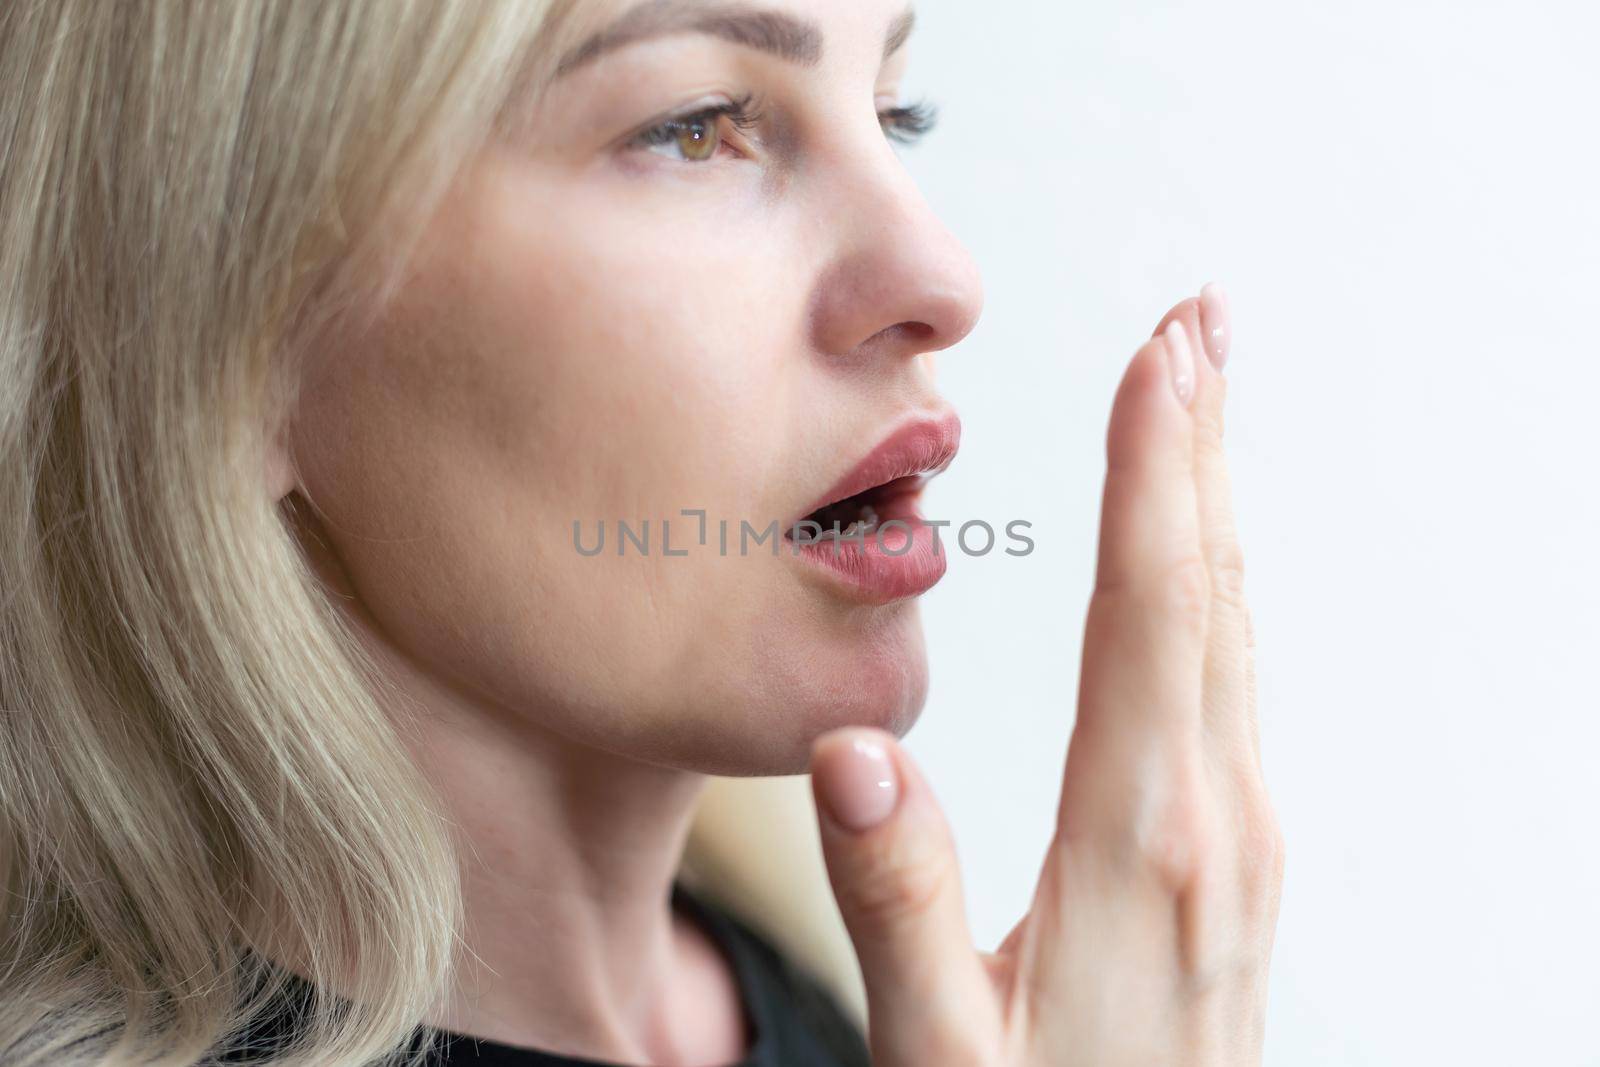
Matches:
[809,283,1283,1066]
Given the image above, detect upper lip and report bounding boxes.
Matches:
[792,409,963,526]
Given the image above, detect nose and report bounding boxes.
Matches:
[806,140,985,362]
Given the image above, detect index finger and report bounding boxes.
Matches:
[1057,323,1209,854]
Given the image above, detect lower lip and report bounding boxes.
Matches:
[787,489,948,604]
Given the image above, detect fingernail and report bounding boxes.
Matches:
[1198,281,1231,370]
[815,734,901,832]
[1163,319,1195,407]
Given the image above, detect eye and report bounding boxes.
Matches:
[879,99,938,146]
[624,94,937,163]
[627,95,762,163]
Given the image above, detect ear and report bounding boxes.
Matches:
[264,411,298,504]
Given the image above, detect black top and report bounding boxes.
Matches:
[223,880,870,1066]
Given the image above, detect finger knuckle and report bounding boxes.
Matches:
[1090,554,1211,641]
[1212,370,1230,410]
[1131,780,1219,895]
[1210,541,1247,606]
[838,841,953,930]
[1196,401,1228,451]
[1155,555,1212,638]
[1235,789,1286,907]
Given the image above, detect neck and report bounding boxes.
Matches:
[394,660,748,1064]
[285,506,748,1063]
[419,697,706,1040]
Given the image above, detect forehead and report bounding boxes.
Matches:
[548,0,916,79]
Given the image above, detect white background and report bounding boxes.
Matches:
[900,2,1600,1063]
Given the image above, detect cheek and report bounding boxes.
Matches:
[292,248,773,713]
[287,163,932,773]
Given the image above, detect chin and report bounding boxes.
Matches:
[625,601,933,776]
[766,606,932,772]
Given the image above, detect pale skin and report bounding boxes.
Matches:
[810,291,1285,1065]
[266,0,1281,1063]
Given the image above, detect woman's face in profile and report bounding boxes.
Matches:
[285,0,983,773]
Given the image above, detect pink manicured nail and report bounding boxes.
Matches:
[1198,281,1231,370]
[1163,319,1195,407]
[815,735,901,832]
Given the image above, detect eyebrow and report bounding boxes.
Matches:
[554,2,916,78]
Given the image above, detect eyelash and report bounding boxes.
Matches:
[627,93,939,159]
[879,100,938,145]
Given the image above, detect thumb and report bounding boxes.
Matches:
[809,727,998,1065]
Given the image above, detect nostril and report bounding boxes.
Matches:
[850,321,936,360]
[805,231,983,356]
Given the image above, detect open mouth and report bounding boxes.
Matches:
[786,473,926,541]
[781,410,961,602]
[784,412,961,543]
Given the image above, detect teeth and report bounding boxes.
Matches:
[815,522,878,540]
[812,502,881,541]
